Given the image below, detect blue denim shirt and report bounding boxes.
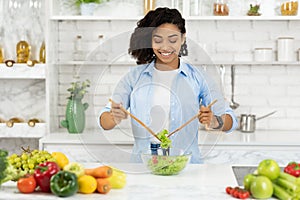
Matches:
[99,60,238,163]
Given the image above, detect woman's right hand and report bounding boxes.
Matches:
[110,101,128,125]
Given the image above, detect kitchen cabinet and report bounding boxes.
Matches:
[0,0,47,139]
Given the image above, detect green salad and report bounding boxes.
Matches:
[147,154,189,175]
[147,130,190,175]
[156,129,171,149]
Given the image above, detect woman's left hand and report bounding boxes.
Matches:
[198,105,213,128]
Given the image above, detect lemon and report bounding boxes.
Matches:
[51,152,69,169]
[78,175,97,194]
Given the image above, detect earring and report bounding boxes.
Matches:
[180,41,188,56]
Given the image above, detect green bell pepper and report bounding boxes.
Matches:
[50,171,78,197]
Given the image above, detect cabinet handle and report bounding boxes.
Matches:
[4,60,15,67]
[27,118,43,127]
[6,117,25,127]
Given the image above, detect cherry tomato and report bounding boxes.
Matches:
[17,175,36,194]
[225,186,250,199]
[230,188,236,195]
[239,191,250,199]
[233,190,240,198]
[226,186,232,194]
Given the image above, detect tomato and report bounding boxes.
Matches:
[230,188,236,195]
[17,175,36,194]
[239,191,250,199]
[284,162,300,177]
[257,159,280,180]
[225,186,232,194]
[225,186,250,199]
[233,190,240,198]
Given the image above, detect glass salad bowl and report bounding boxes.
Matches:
[141,147,191,176]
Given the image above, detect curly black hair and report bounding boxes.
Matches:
[128,7,187,64]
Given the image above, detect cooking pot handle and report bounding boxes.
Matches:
[256,111,277,121]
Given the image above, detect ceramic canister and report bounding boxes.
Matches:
[254,48,273,62]
[277,37,294,62]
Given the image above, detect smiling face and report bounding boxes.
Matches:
[152,23,185,70]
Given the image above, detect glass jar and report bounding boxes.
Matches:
[73,35,84,61]
[190,0,201,16]
[144,0,156,15]
[213,0,229,16]
[16,30,31,63]
[0,47,3,63]
[279,0,298,15]
[39,41,45,63]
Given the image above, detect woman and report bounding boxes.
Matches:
[99,7,238,163]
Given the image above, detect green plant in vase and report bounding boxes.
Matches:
[75,0,102,6]
[247,4,261,16]
[61,79,90,133]
[75,0,107,15]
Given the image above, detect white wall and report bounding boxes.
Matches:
[2,4,300,153]
[56,19,300,131]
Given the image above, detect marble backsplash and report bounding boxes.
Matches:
[0,79,45,153]
[0,138,39,154]
[0,79,45,120]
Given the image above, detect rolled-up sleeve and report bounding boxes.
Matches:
[98,102,111,130]
[225,108,238,133]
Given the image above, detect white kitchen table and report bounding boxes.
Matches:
[0,163,242,200]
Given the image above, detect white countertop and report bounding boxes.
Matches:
[0,163,239,200]
[40,129,300,147]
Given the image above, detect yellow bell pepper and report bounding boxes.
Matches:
[107,167,126,189]
[63,162,85,178]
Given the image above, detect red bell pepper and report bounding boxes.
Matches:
[34,161,60,192]
[284,162,300,177]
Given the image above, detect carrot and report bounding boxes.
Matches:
[85,165,113,178]
[96,178,111,194]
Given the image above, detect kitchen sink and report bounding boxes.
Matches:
[232,166,284,186]
[232,166,257,186]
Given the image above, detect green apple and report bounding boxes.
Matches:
[257,159,280,180]
[243,173,256,191]
[250,176,273,199]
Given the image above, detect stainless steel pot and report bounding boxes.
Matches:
[240,111,276,133]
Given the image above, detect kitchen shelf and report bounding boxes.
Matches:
[50,15,300,21]
[186,16,300,21]
[54,61,136,66]
[53,61,300,66]
[0,64,46,79]
[50,15,142,21]
[200,61,300,66]
[0,123,46,138]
